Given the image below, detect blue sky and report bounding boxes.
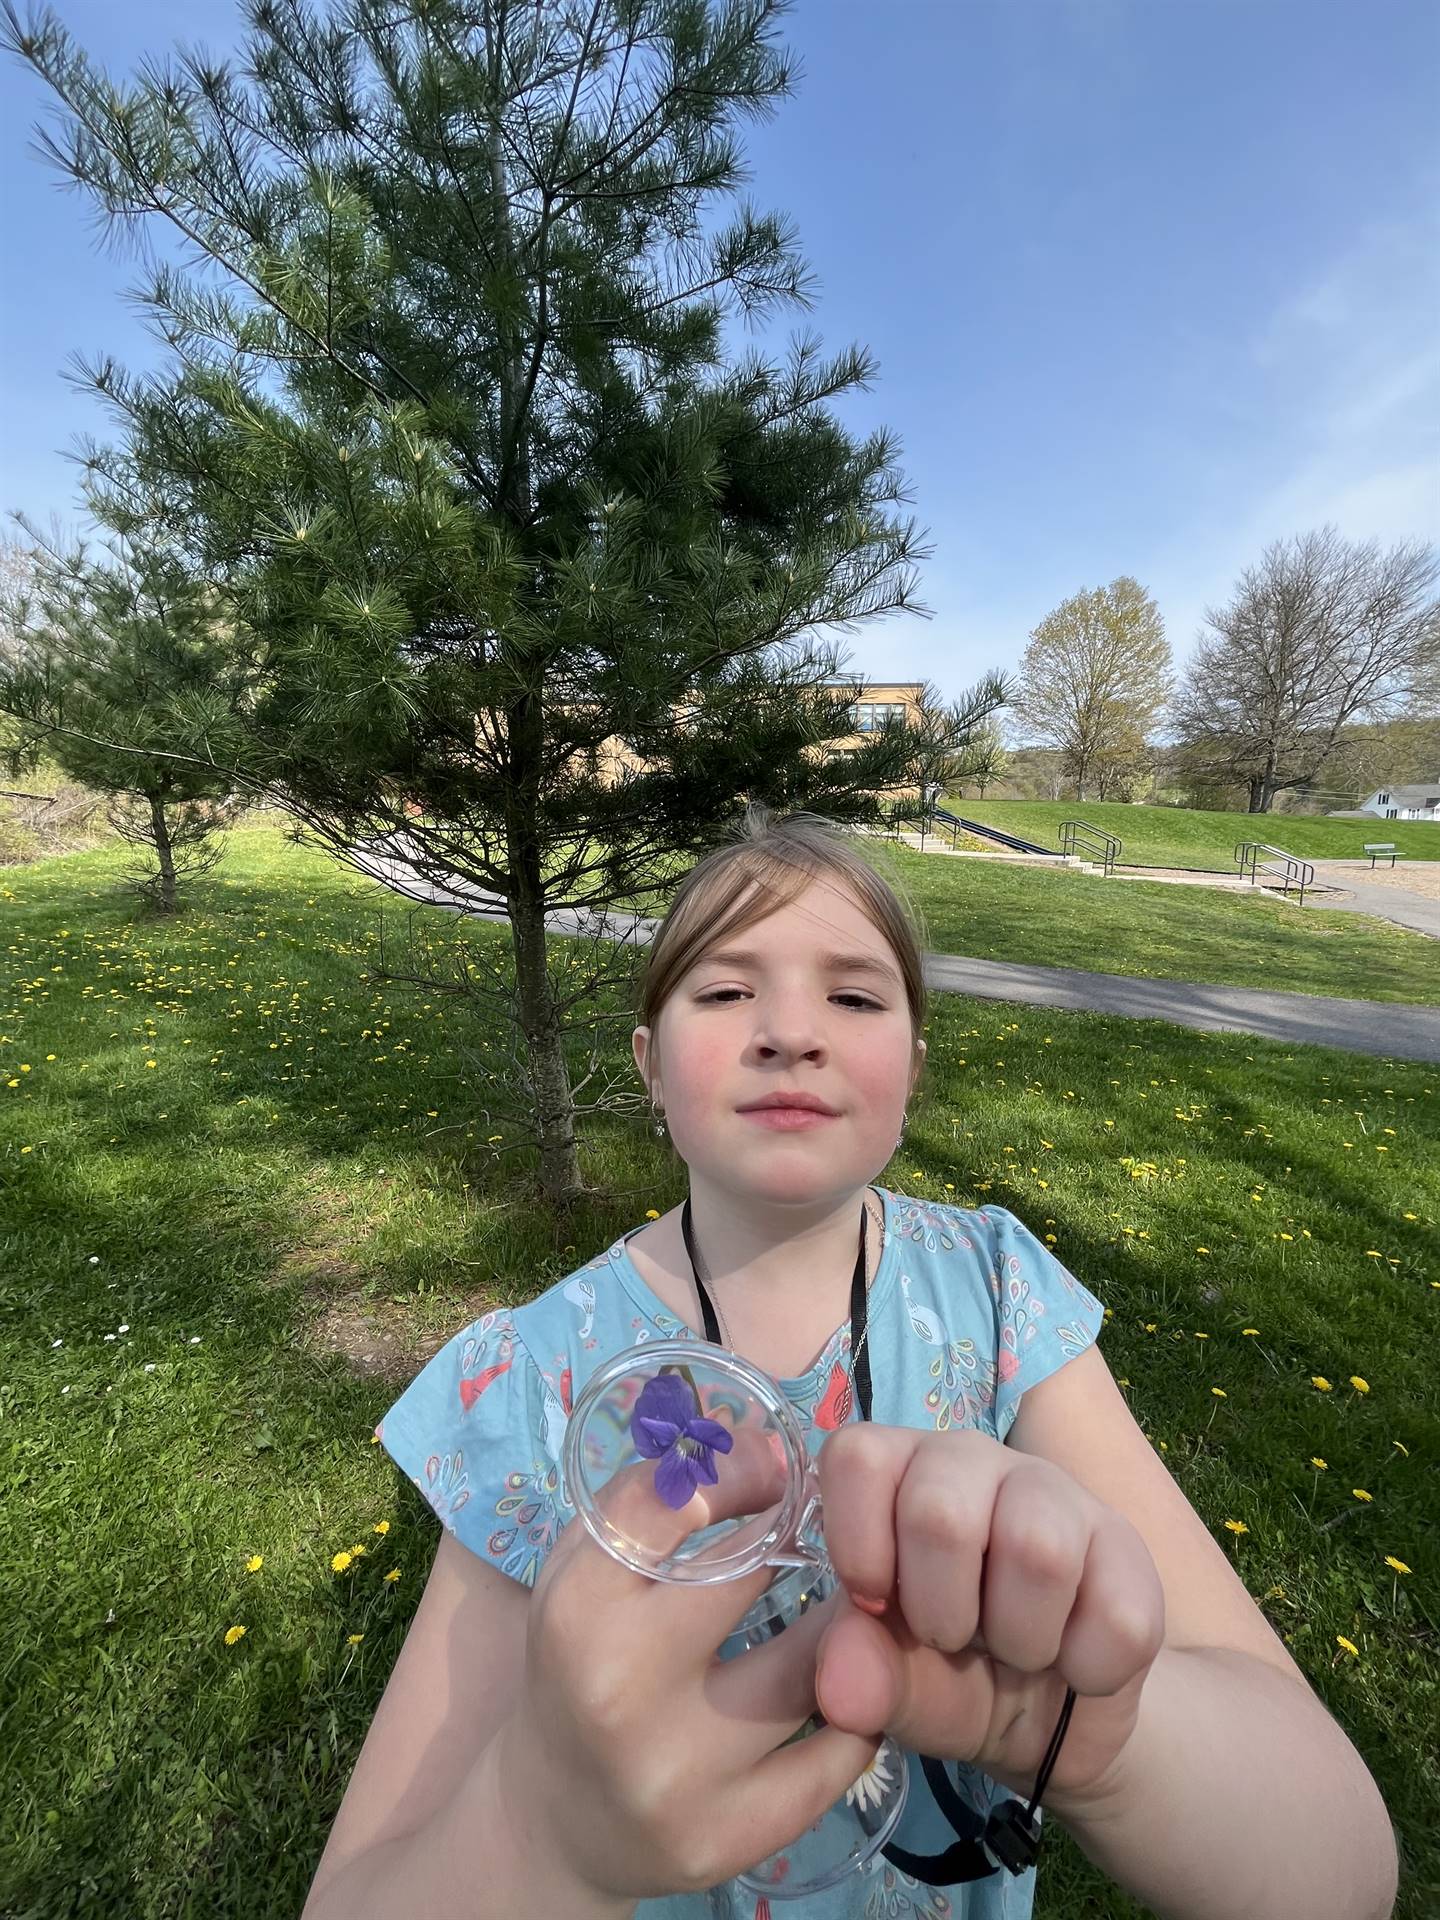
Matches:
[3,0,1437,700]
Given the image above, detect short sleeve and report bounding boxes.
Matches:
[373,1310,567,1588]
[983,1207,1107,1444]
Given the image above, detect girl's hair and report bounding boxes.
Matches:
[637,803,930,1098]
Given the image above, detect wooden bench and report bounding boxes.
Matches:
[1363,843,1400,869]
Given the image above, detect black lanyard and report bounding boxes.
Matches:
[680,1196,1002,1885]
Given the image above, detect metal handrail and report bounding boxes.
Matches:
[1234,840,1314,904]
[1059,819,1123,876]
[884,801,959,850]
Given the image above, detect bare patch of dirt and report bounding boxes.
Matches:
[303,1293,458,1381]
[1312,858,1440,902]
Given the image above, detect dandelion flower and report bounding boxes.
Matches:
[1224,1519,1248,1535]
[372,1520,390,1535]
[645,1208,660,1220]
[383,1568,401,1584]
[224,1625,247,1647]
[1311,1457,1328,1470]
[1383,1557,1411,1576]
[1392,1440,1409,1458]
[1311,1376,1332,1392]
[1195,1246,1210,1255]
[347,1633,365,1646]
[1263,1584,1286,1600]
[1335,1635,1358,1658]
[332,1550,354,1573]
[1352,1488,1372,1501]
[1349,1377,1369,1394]
[1242,1328,1259,1336]
[245,1555,263,1573]
[1211,1387,1227,1398]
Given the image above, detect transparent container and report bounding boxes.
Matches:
[562,1338,908,1899]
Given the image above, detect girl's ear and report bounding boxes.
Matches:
[632,1025,653,1096]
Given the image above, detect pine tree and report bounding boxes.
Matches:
[2,0,1008,1204]
[2,512,251,910]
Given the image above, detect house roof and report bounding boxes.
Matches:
[1366,783,1440,801]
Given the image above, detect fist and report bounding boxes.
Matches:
[813,1425,1166,1805]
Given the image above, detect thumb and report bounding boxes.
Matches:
[814,1601,906,1735]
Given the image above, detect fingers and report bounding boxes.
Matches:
[718,1721,889,1887]
[1054,1512,1167,1695]
[819,1426,1006,1635]
[700,1585,841,1755]
[977,1464,1090,1670]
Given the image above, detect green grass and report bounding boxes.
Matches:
[2,827,1437,1919]
[938,797,1440,868]
[879,842,1440,1005]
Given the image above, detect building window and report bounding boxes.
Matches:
[1386,808,1398,819]
[853,701,909,732]
[1377,792,1389,804]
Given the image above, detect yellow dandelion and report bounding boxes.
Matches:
[1392,1440,1409,1458]
[1335,1635,1359,1658]
[224,1625,247,1647]
[1311,1457,1328,1470]
[331,1550,354,1572]
[1195,1246,1210,1255]
[1263,1584,1286,1599]
[347,1633,365,1646]
[1383,1557,1411,1576]
[1311,1376,1332,1392]
[1278,1232,1293,1242]
[1194,1331,1210,1340]
[1224,1519,1248,1535]
[1349,1377,1369,1394]
[645,1208,660,1220]
[1211,1387,1227,1398]
[1352,1489,1373,1502]
[1144,1322,1157,1333]
[1364,1249,1381,1260]
[383,1568,401,1583]
[245,1555,264,1573]
[372,1520,390,1535]
[1242,1328,1259,1336]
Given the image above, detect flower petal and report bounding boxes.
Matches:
[633,1414,682,1457]
[685,1417,735,1454]
[654,1446,701,1510]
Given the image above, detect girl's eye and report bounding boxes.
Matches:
[697,988,880,1011]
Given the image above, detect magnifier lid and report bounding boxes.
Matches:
[561,1338,819,1584]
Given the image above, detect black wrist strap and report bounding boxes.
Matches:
[683,1193,1075,1884]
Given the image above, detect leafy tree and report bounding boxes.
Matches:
[1173,527,1440,813]
[0,0,997,1206]
[2,512,249,908]
[1011,576,1170,802]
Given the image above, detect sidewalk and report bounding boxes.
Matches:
[344,836,1440,1064]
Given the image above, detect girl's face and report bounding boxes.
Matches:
[632,878,925,1206]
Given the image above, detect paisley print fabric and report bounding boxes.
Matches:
[376,1194,1106,1920]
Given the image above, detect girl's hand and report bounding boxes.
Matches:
[813,1425,1166,1807]
[493,1419,881,1904]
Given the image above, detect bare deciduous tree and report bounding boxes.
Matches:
[1174,527,1440,813]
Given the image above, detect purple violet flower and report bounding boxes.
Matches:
[631,1369,734,1509]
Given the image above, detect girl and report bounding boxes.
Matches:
[301,806,1397,1920]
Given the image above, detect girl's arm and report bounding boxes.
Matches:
[1045,1643,1398,1920]
[1009,1348,1399,1919]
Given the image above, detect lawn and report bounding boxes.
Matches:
[880,841,1440,1006]
[939,797,1440,869]
[2,827,1436,1919]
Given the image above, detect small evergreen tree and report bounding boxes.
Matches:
[2,512,251,909]
[2,0,1008,1204]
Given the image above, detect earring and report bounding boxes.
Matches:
[652,1105,667,1140]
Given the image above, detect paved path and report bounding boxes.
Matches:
[1302,862,1440,940]
[344,834,1440,1064]
[921,954,1440,1063]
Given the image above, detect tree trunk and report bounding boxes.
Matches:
[505,692,587,1210]
[148,792,177,912]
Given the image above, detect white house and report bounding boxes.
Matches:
[1355,782,1440,822]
